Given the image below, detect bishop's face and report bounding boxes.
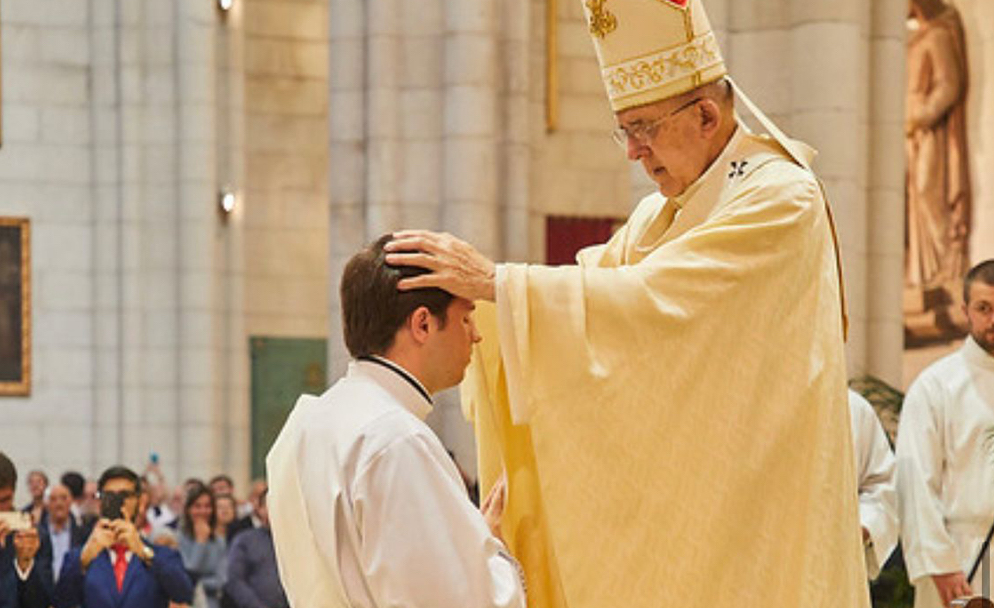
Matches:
[616,97,713,198]
[964,281,994,355]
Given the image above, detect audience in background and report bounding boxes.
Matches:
[5,457,488,608]
[54,466,192,608]
[38,484,87,585]
[214,495,237,542]
[59,472,87,529]
[208,476,234,502]
[20,471,48,526]
[224,490,288,608]
[226,483,266,546]
[0,450,52,608]
[241,481,266,520]
[177,483,226,608]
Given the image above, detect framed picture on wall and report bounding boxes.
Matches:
[0,218,30,395]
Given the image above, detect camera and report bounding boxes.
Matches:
[100,492,126,520]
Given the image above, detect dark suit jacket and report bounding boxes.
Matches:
[225,515,256,546]
[53,542,193,608]
[0,532,54,608]
[39,518,88,549]
[38,517,87,583]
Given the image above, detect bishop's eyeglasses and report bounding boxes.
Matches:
[611,97,703,148]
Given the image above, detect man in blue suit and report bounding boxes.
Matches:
[0,451,52,608]
[54,466,193,608]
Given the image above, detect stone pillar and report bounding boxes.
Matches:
[365,0,404,238]
[865,0,907,388]
[499,0,531,261]
[91,0,126,473]
[443,0,500,258]
[787,0,871,377]
[327,0,368,377]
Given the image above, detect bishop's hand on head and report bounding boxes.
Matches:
[384,230,497,302]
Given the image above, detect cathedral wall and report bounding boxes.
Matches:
[525,0,636,263]
[242,0,330,342]
[0,0,95,478]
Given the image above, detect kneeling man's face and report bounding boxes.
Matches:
[428,298,481,390]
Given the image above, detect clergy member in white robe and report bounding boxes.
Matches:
[266,236,526,608]
[896,261,994,608]
[849,389,899,580]
[383,1,868,606]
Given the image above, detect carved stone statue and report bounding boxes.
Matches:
[904,0,971,341]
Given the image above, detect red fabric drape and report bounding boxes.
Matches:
[545,216,620,265]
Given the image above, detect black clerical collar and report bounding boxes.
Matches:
[357,355,433,405]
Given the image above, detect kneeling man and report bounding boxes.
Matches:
[266,235,526,608]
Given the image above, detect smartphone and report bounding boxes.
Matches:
[100,492,126,520]
[0,511,32,532]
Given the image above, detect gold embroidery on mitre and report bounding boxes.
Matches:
[603,32,722,100]
[586,0,617,39]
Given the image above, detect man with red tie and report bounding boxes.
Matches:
[53,466,193,608]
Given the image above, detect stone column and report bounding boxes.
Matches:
[365,0,404,238]
[787,0,871,377]
[175,0,223,481]
[442,0,500,258]
[91,0,126,473]
[499,0,531,261]
[327,0,369,377]
[865,0,907,388]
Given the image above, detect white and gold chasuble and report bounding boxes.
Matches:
[463,125,869,608]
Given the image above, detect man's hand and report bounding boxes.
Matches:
[110,518,145,556]
[932,571,973,607]
[384,230,497,302]
[12,528,40,571]
[81,519,116,569]
[480,473,508,543]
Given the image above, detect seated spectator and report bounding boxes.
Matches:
[38,484,86,584]
[239,480,266,520]
[81,479,100,524]
[224,490,288,608]
[226,482,266,546]
[177,483,226,608]
[214,495,236,542]
[20,471,48,527]
[143,461,175,533]
[53,466,193,608]
[60,473,84,527]
[208,476,234,502]
[0,451,52,608]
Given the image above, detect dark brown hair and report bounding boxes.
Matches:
[340,234,453,358]
[182,482,217,540]
[0,451,16,491]
[964,259,994,304]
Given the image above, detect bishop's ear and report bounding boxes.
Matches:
[697,98,722,136]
